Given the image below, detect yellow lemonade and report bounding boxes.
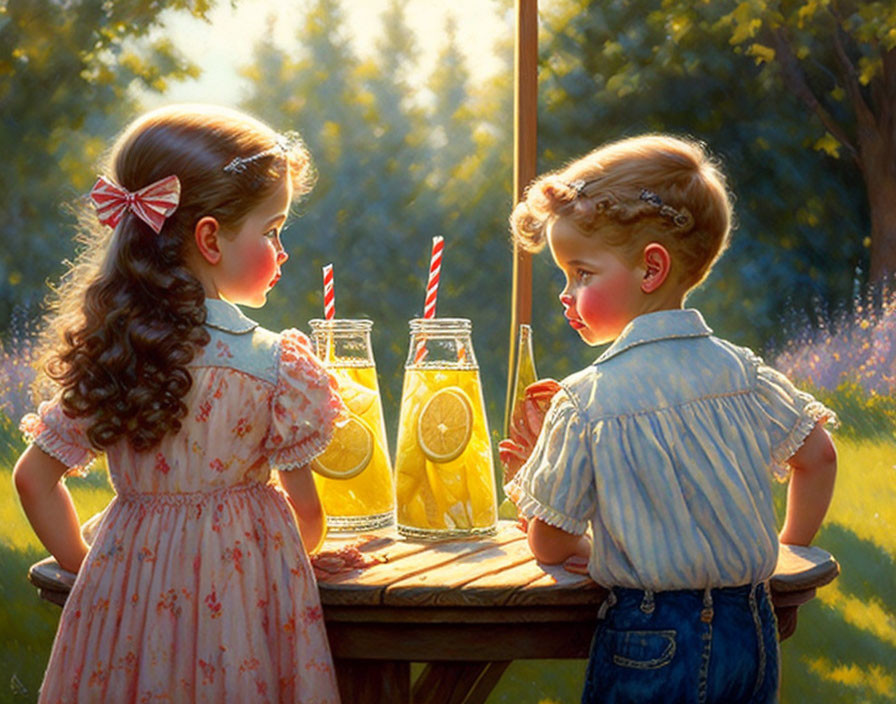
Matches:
[395,367,497,538]
[313,364,395,530]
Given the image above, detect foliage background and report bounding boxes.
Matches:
[1,0,879,422]
[1,0,893,702]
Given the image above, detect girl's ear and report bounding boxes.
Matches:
[641,242,671,293]
[194,216,223,265]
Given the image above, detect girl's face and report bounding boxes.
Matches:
[547,216,646,347]
[216,176,292,308]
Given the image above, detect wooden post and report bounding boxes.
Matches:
[504,0,538,436]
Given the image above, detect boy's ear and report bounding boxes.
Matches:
[194,216,223,265]
[641,242,671,293]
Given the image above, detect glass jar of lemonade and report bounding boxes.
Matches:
[309,319,395,531]
[394,318,497,539]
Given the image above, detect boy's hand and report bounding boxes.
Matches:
[515,379,562,442]
[499,379,562,483]
[770,586,817,640]
[527,518,591,566]
[498,438,530,482]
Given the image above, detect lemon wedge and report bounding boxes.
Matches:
[498,498,519,520]
[416,386,473,463]
[312,413,374,479]
[337,376,377,417]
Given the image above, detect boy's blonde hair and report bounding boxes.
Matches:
[511,134,732,291]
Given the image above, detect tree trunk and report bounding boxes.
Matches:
[857,128,896,285]
[864,174,896,285]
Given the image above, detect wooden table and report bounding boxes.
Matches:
[29,520,839,704]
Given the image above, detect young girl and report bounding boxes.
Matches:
[14,104,343,703]
[501,134,837,703]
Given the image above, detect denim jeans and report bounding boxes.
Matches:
[581,583,779,704]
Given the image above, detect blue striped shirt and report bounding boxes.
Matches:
[505,309,834,590]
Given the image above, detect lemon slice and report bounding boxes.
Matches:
[312,414,374,479]
[417,386,473,463]
[337,377,377,417]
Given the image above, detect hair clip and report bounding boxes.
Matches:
[639,188,664,207]
[223,131,301,174]
[668,210,691,228]
[639,189,691,228]
[567,179,587,197]
[566,178,603,198]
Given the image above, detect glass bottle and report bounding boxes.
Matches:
[510,324,538,423]
[394,318,498,539]
[309,318,395,531]
[499,323,538,520]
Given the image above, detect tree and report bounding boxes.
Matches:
[0,0,210,330]
[532,0,870,354]
[238,1,518,423]
[425,15,516,412]
[240,0,375,320]
[428,15,477,187]
[672,1,896,284]
[240,0,433,420]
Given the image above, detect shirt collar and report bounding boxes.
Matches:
[204,298,258,334]
[595,308,712,364]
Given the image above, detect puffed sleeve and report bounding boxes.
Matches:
[504,390,596,535]
[751,354,837,481]
[20,399,97,477]
[263,328,344,471]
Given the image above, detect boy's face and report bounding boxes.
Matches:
[547,216,646,347]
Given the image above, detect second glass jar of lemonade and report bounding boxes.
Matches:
[394,318,497,539]
[309,319,395,531]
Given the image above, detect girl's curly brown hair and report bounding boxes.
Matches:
[35,104,314,452]
[511,134,733,292]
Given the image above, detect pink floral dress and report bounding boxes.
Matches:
[21,299,344,704]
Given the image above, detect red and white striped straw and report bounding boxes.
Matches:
[422,236,443,320]
[322,263,335,320]
[415,237,443,364]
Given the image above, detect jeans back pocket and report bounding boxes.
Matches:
[608,629,677,670]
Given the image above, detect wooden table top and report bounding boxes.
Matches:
[316,521,603,610]
[29,520,839,609]
[28,519,840,666]
[313,520,839,610]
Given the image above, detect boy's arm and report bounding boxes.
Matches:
[278,465,326,554]
[778,422,837,546]
[13,444,89,573]
[527,517,591,565]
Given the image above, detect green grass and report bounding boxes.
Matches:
[773,438,896,703]
[0,414,115,704]
[1,420,893,703]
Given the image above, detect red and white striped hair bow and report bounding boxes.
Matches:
[88,175,181,234]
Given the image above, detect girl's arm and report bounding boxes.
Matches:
[778,422,837,546]
[277,465,326,555]
[13,444,89,573]
[527,517,591,565]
